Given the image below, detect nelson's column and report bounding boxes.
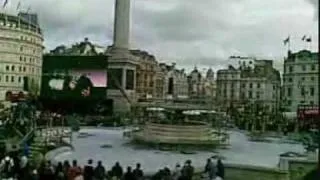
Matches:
[107,0,138,113]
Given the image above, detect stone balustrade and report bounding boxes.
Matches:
[133,121,222,145]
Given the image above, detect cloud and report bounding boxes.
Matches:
[3,0,318,72]
[306,0,319,20]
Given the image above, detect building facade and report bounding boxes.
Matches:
[216,60,281,113]
[130,50,157,99]
[160,63,188,99]
[0,12,43,100]
[282,50,318,112]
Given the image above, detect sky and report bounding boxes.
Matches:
[2,0,319,72]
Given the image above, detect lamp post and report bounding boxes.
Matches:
[317,52,320,170]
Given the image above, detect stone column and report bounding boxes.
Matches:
[113,0,130,49]
[133,70,137,90]
[122,68,127,89]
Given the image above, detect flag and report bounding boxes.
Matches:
[283,36,290,45]
[306,36,312,42]
[302,35,306,41]
[2,0,8,8]
[16,1,20,10]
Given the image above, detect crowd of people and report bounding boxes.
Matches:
[0,154,225,180]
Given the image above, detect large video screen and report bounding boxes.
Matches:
[42,69,107,99]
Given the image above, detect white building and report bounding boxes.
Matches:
[282,50,318,112]
[216,60,281,113]
[0,12,43,100]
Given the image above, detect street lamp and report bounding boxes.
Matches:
[317,52,320,169]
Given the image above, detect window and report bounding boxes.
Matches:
[24,57,26,62]
[257,83,260,88]
[248,91,253,98]
[19,66,22,72]
[5,76,8,82]
[310,87,314,96]
[18,76,21,82]
[249,83,253,88]
[311,64,315,71]
[19,56,22,61]
[256,92,260,99]
[287,87,292,97]
[302,65,306,71]
[289,66,293,72]
[242,84,246,88]
[240,92,245,99]
[300,86,305,96]
[11,66,14,71]
[311,77,315,81]
[20,46,23,51]
[288,78,293,82]
[6,65,9,71]
[11,76,14,82]
[23,67,26,72]
[287,100,292,106]
[310,101,314,105]
[301,77,305,81]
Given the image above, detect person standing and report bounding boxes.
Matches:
[204,158,216,180]
[216,159,225,179]
[94,161,106,180]
[111,162,123,180]
[83,159,94,180]
[68,160,82,180]
[123,166,135,180]
[181,160,194,180]
[172,163,182,180]
[133,163,143,180]
[54,162,64,180]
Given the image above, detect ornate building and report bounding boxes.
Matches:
[0,12,43,100]
[130,50,157,99]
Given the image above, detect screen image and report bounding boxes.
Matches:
[43,69,107,99]
[69,70,107,87]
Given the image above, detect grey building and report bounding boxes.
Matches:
[282,50,318,112]
[216,60,281,113]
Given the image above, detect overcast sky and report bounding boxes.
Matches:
[3,0,319,72]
